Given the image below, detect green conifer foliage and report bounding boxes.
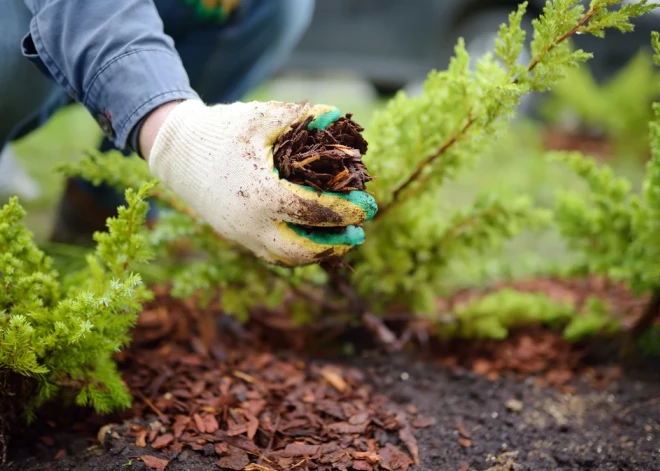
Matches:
[351,0,655,314]
[436,289,614,340]
[0,183,154,455]
[541,49,660,157]
[552,31,660,346]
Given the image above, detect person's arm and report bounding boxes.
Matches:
[22,0,377,266]
[139,101,181,160]
[22,0,199,151]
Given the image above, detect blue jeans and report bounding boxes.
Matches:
[1,0,314,229]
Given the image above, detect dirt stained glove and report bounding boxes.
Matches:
[148,99,377,266]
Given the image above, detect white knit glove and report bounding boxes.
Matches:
[148,99,377,266]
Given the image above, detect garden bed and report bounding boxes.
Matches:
[4,282,660,471]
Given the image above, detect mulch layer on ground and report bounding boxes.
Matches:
[4,280,660,471]
[542,128,613,158]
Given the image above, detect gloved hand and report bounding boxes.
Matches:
[148,99,377,266]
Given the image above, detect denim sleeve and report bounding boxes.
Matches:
[21,0,200,150]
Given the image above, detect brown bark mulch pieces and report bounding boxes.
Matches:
[273,114,372,193]
[116,296,422,471]
[435,277,646,389]
[543,127,612,158]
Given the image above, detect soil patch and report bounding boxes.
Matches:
[358,352,660,471]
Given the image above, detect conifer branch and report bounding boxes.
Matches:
[376,1,628,219]
[523,7,598,75]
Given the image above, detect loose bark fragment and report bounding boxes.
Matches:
[39,436,54,447]
[214,442,230,455]
[172,415,190,439]
[396,412,419,466]
[140,455,169,471]
[280,442,320,457]
[202,414,220,434]
[328,422,368,434]
[151,433,173,450]
[193,413,206,433]
[455,421,471,439]
[320,367,347,393]
[353,460,374,471]
[379,443,412,471]
[245,413,259,440]
[349,412,370,425]
[214,430,260,454]
[458,438,472,448]
[412,416,436,428]
[353,451,380,464]
[216,446,250,470]
[245,465,277,471]
[135,430,147,448]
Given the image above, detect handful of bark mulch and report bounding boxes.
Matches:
[273,114,372,193]
[112,295,423,471]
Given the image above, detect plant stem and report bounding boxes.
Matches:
[377,116,476,220]
[631,288,660,339]
[523,7,598,77]
[622,288,660,358]
[375,5,600,219]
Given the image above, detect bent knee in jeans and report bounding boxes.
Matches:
[172,0,315,103]
[0,0,62,146]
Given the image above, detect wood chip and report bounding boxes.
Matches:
[458,438,472,448]
[353,460,374,471]
[135,429,147,448]
[39,436,54,447]
[193,413,206,433]
[321,367,347,393]
[140,455,169,471]
[202,414,220,434]
[328,421,368,434]
[234,370,257,384]
[456,421,471,439]
[151,433,173,450]
[353,451,380,464]
[396,412,420,465]
[380,443,413,471]
[245,465,277,471]
[280,442,320,457]
[216,447,250,470]
[172,415,190,439]
[412,416,436,428]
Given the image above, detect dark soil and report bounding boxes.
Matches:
[273,114,371,193]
